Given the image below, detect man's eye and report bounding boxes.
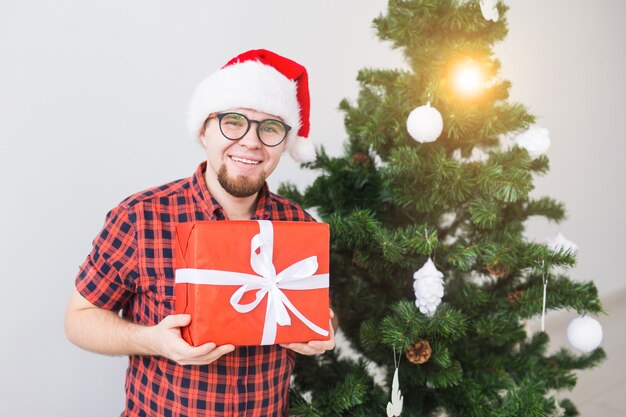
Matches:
[262,126,279,133]
[223,117,246,127]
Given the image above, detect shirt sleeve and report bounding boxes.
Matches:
[75,205,139,311]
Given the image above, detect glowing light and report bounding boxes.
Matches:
[452,61,484,97]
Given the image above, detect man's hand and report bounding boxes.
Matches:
[65,289,235,363]
[145,314,235,366]
[280,308,336,355]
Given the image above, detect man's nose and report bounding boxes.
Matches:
[237,123,263,148]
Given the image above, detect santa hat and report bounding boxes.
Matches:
[187,49,316,163]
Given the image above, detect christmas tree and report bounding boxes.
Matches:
[279,1,606,416]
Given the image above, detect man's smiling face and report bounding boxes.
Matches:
[200,108,287,198]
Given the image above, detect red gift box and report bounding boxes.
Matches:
[174,220,330,346]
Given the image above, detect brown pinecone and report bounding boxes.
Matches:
[547,358,560,370]
[405,339,432,365]
[486,263,510,278]
[507,290,524,304]
[350,153,371,168]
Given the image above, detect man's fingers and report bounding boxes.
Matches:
[309,340,334,351]
[281,342,326,356]
[161,314,191,328]
[173,343,235,365]
[167,341,213,363]
[208,344,236,359]
[281,343,312,355]
[192,342,218,356]
[153,315,236,365]
[307,341,323,350]
[185,343,235,359]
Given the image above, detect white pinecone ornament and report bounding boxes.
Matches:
[546,232,578,254]
[413,258,444,316]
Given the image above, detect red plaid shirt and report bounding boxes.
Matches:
[75,161,314,417]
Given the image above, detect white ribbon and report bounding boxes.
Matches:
[175,220,329,345]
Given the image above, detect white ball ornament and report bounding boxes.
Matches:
[406,103,443,143]
[479,0,499,22]
[567,316,603,352]
[514,126,551,158]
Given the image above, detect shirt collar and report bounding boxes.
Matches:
[191,161,272,220]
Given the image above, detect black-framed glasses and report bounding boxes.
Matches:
[206,112,291,147]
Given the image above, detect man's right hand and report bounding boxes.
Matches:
[144,314,235,366]
[65,289,235,364]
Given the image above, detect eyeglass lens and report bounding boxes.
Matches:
[219,113,287,146]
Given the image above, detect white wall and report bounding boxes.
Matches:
[0,1,624,416]
[496,1,626,297]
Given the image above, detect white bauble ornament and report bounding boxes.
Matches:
[567,316,603,352]
[546,232,578,253]
[479,0,499,22]
[406,103,443,143]
[413,258,444,316]
[514,126,551,158]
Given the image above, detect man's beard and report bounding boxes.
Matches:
[217,164,268,198]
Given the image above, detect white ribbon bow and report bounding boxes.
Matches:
[175,220,329,345]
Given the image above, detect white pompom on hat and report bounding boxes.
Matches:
[187,49,315,163]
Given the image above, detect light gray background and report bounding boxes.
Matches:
[1,1,624,416]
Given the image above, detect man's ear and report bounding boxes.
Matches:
[198,116,212,146]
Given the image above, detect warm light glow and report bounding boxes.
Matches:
[452,61,484,96]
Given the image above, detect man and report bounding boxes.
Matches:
[65,49,335,417]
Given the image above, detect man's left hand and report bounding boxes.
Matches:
[280,308,336,355]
